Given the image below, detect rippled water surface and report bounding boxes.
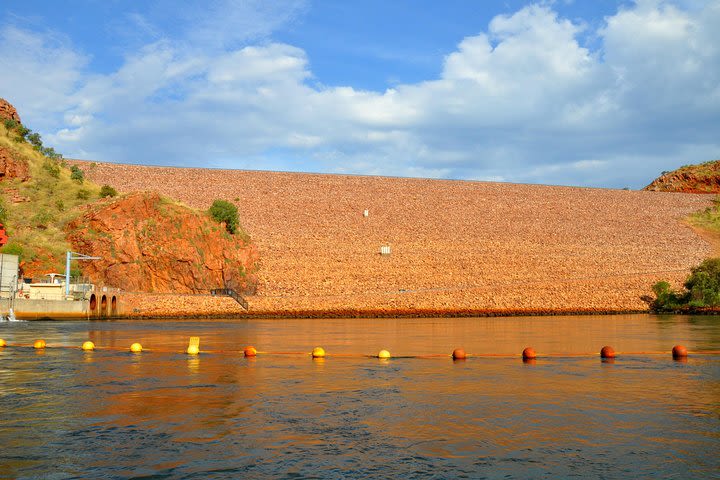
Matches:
[0,315,718,479]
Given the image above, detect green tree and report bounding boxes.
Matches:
[70,165,85,183]
[652,257,720,310]
[27,132,43,148]
[42,158,61,178]
[208,199,239,234]
[685,258,720,307]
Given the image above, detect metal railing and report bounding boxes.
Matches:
[210,288,249,311]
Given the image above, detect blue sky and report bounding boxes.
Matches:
[1,0,718,188]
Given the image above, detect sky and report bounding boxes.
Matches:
[0,0,718,189]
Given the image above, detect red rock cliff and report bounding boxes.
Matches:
[0,98,21,123]
[66,192,259,294]
[0,146,30,182]
[644,160,720,193]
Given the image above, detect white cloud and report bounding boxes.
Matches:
[2,1,719,188]
[0,26,86,129]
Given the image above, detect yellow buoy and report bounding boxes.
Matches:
[130,342,143,353]
[82,341,95,351]
[377,349,391,359]
[0,339,6,347]
[187,336,200,355]
[33,339,46,349]
[311,346,326,358]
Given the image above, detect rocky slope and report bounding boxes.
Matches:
[644,160,720,193]
[71,161,713,315]
[0,98,21,123]
[0,146,29,182]
[66,192,258,294]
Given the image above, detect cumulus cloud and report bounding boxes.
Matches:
[3,1,720,188]
[0,26,87,130]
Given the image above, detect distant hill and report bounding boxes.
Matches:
[644,160,720,193]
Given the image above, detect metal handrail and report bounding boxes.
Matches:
[210,288,249,311]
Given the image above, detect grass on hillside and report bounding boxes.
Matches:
[0,122,249,277]
[689,196,720,232]
[0,123,102,274]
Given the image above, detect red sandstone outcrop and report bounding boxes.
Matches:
[66,192,259,294]
[0,98,21,123]
[644,160,720,193]
[0,146,30,182]
[70,160,713,315]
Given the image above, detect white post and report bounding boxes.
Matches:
[65,251,71,297]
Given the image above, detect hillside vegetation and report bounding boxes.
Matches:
[0,121,103,275]
[0,109,257,292]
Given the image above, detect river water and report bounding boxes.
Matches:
[0,315,718,479]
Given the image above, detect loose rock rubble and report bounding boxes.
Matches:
[0,147,29,182]
[71,160,713,316]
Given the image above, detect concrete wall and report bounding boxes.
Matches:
[0,253,18,299]
[10,298,90,320]
[1,293,122,320]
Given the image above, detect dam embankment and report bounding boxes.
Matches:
[71,161,713,317]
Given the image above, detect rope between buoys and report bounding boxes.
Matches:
[1,343,719,357]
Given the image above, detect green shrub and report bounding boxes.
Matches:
[208,199,239,234]
[1,242,23,258]
[0,196,7,225]
[42,158,61,178]
[99,185,118,198]
[3,119,18,130]
[32,210,55,229]
[55,199,65,212]
[76,189,91,200]
[70,165,85,183]
[651,281,686,311]
[653,258,720,310]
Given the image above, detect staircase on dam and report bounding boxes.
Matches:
[210,288,249,311]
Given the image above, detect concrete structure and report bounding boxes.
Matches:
[12,297,90,320]
[0,252,121,320]
[0,253,18,299]
[10,291,121,320]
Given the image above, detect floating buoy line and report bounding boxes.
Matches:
[0,338,718,361]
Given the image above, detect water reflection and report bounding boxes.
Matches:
[0,314,717,478]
